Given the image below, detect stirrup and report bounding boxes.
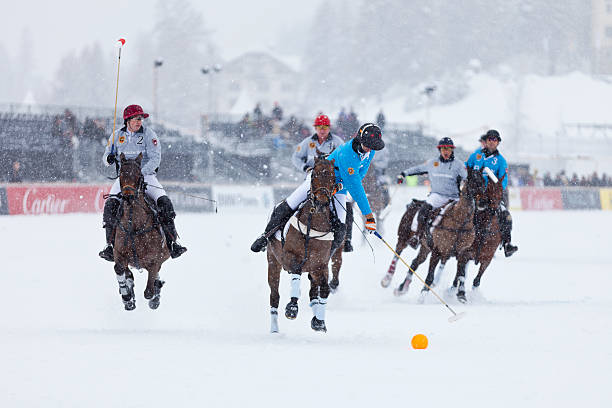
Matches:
[343,240,353,252]
[99,244,114,262]
[170,242,187,258]
[503,243,518,257]
[250,234,268,252]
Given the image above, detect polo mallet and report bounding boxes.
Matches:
[110,38,125,156]
[372,231,466,323]
[484,167,499,183]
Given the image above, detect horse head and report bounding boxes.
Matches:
[464,166,486,201]
[310,156,336,211]
[119,152,144,200]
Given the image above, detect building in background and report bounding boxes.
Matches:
[216,52,300,116]
[592,0,612,73]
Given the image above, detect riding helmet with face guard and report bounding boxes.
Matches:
[357,123,384,150]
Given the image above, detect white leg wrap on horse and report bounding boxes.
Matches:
[290,274,301,298]
[316,297,327,321]
[411,215,418,232]
[310,299,319,317]
[270,307,279,333]
[116,273,128,295]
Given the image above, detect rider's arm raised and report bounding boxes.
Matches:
[102,130,118,167]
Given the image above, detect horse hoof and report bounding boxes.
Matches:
[329,278,339,293]
[311,316,327,332]
[457,292,467,303]
[285,301,298,320]
[381,273,394,288]
[124,300,136,311]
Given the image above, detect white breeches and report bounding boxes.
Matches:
[285,174,347,223]
[411,193,459,231]
[109,174,167,202]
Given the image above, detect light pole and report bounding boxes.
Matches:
[201,64,222,178]
[153,58,163,120]
[423,85,436,135]
[201,64,223,115]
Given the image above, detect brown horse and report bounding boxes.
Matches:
[111,153,170,310]
[328,164,390,292]
[381,168,485,302]
[267,156,337,333]
[452,172,505,294]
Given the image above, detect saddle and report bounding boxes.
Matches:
[275,202,337,247]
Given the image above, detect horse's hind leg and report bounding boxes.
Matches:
[144,263,164,310]
[114,263,135,311]
[382,209,414,288]
[267,252,281,333]
[329,246,342,293]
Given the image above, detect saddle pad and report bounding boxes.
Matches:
[430,201,455,231]
[275,214,334,241]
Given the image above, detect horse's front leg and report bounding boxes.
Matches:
[392,245,429,296]
[455,254,470,303]
[267,251,282,333]
[143,262,164,310]
[473,259,492,289]
[114,261,135,311]
[417,250,440,303]
[310,265,329,333]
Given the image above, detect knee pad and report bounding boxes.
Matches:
[103,198,121,225]
[157,196,176,219]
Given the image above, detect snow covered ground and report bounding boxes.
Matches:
[1,206,611,407]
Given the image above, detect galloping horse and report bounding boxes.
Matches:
[328,164,390,293]
[452,172,505,293]
[382,168,485,302]
[111,153,170,310]
[267,156,337,333]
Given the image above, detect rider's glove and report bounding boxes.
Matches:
[396,172,406,184]
[365,217,377,233]
[332,182,343,195]
[106,154,116,165]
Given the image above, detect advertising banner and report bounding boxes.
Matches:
[5,185,109,215]
[561,188,601,210]
[600,188,612,210]
[212,185,274,211]
[519,188,563,211]
[0,187,8,215]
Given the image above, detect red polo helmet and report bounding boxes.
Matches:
[123,104,149,121]
[313,114,331,127]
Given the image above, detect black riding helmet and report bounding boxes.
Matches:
[356,123,384,150]
[437,137,455,149]
[485,129,502,142]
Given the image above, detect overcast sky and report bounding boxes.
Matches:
[2,0,323,80]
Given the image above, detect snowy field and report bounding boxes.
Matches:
[1,206,611,407]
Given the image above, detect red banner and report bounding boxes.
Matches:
[5,185,110,215]
[519,188,563,211]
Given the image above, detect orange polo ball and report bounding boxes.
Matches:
[411,334,428,349]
